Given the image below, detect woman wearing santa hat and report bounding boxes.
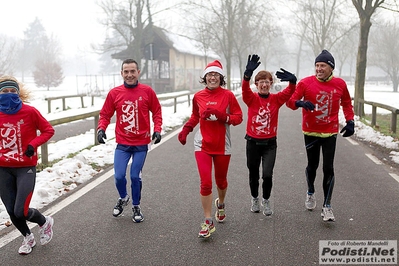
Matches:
[178,59,243,238]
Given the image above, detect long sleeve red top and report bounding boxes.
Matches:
[242,80,296,139]
[286,75,354,134]
[97,83,162,146]
[0,104,54,167]
[184,86,242,155]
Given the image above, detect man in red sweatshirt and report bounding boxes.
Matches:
[286,50,355,222]
[97,59,162,223]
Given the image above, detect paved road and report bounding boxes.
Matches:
[1,97,398,265]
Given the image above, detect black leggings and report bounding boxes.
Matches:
[0,167,46,236]
[246,138,277,200]
[304,134,337,207]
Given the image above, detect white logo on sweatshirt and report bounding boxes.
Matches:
[121,100,139,134]
[252,104,271,135]
[0,120,23,161]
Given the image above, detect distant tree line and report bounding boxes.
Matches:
[94,0,399,117]
[0,18,64,90]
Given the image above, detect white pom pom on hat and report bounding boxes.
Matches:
[202,60,224,77]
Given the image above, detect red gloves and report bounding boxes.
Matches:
[201,108,229,123]
[178,126,193,145]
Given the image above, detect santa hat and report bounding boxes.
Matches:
[315,50,335,69]
[202,60,224,77]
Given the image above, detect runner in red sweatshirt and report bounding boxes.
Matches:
[286,50,355,222]
[0,76,55,255]
[178,60,242,238]
[242,54,297,216]
[97,59,162,223]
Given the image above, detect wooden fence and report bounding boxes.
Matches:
[45,94,95,113]
[40,91,192,164]
[356,99,399,133]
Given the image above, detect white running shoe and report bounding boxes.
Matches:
[132,206,144,223]
[305,193,316,210]
[262,199,273,216]
[39,216,54,245]
[251,198,260,213]
[18,233,36,255]
[113,195,130,217]
[321,206,335,222]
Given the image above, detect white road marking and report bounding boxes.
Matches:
[389,173,399,183]
[0,129,180,248]
[365,153,383,165]
[346,137,359,145]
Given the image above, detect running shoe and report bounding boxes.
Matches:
[321,206,335,222]
[18,233,36,255]
[214,198,225,223]
[39,216,54,245]
[251,198,260,213]
[198,220,215,238]
[262,199,273,216]
[132,206,144,223]
[305,193,316,210]
[113,195,130,217]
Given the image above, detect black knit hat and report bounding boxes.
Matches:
[315,50,335,69]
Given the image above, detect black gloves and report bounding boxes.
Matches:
[244,54,261,81]
[340,120,355,137]
[25,145,34,157]
[276,68,297,84]
[97,129,107,144]
[152,132,161,144]
[295,100,315,111]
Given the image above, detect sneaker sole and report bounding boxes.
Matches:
[18,242,36,255]
[132,217,144,223]
[198,227,216,238]
[321,213,335,222]
[251,209,260,213]
[263,211,273,216]
[306,202,316,211]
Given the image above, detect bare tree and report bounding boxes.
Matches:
[285,0,358,80]
[0,35,19,75]
[33,34,64,90]
[333,27,358,78]
[291,0,357,55]
[96,0,147,62]
[369,20,399,92]
[351,0,399,115]
[183,0,263,89]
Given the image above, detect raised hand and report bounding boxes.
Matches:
[276,68,297,84]
[244,54,261,80]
